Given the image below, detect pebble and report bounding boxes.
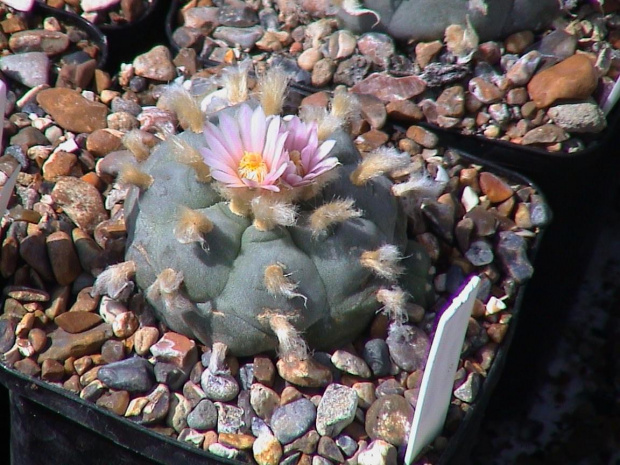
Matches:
[101,339,125,363]
[51,176,109,235]
[385,324,430,372]
[351,73,427,103]
[521,124,569,145]
[357,439,397,465]
[284,430,320,455]
[112,311,139,338]
[98,356,155,393]
[454,372,481,403]
[276,357,332,388]
[547,101,607,133]
[527,54,598,108]
[201,368,240,402]
[468,77,504,104]
[167,393,191,433]
[96,390,130,416]
[270,397,316,444]
[331,350,372,378]
[187,398,218,430]
[253,433,283,465]
[215,402,246,434]
[365,394,413,447]
[133,46,177,82]
[150,331,198,372]
[479,172,513,203]
[183,7,220,29]
[496,231,534,284]
[253,355,276,387]
[316,383,358,437]
[42,151,78,181]
[38,323,112,363]
[357,33,394,68]
[327,30,357,60]
[0,52,50,87]
[250,383,280,420]
[9,29,70,55]
[36,88,108,133]
[208,443,241,460]
[465,240,494,266]
[362,339,391,377]
[46,230,82,285]
[55,311,103,334]
[213,25,264,50]
[317,435,344,462]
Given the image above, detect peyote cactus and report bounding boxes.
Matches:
[338,0,563,42]
[120,68,433,358]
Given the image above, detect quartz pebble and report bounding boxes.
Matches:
[316,384,358,437]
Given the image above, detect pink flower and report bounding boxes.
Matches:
[201,104,290,192]
[280,116,338,187]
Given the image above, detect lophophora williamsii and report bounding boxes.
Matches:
[104,64,434,387]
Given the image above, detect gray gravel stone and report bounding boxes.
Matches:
[316,384,358,437]
[270,397,317,444]
[97,356,154,393]
[187,398,218,430]
[0,52,50,87]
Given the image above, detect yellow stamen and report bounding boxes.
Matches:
[238,151,268,182]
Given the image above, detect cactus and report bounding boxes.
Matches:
[121,69,433,357]
[338,0,562,42]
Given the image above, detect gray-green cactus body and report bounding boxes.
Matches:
[125,128,432,356]
[339,0,561,42]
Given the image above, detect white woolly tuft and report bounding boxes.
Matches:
[391,169,447,199]
[91,261,137,301]
[330,87,360,121]
[122,129,152,162]
[169,136,212,182]
[299,105,344,141]
[264,263,308,306]
[350,147,411,186]
[222,61,251,105]
[376,285,409,323]
[117,164,153,191]
[251,197,298,231]
[268,314,309,361]
[146,268,196,320]
[257,67,290,116]
[174,207,213,249]
[360,244,405,281]
[308,198,362,237]
[158,84,203,133]
[208,342,230,375]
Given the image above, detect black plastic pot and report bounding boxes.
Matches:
[0,149,550,465]
[97,0,168,73]
[32,2,109,69]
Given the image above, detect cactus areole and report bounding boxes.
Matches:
[124,100,432,357]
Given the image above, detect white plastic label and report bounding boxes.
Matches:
[405,275,481,464]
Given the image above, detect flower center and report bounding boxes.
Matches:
[238,151,268,182]
[289,150,305,176]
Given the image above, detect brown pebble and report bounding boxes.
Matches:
[253,355,276,387]
[14,358,41,377]
[479,172,513,203]
[6,286,50,302]
[37,88,108,133]
[385,100,423,123]
[219,433,255,450]
[41,358,65,381]
[527,54,598,108]
[19,231,54,282]
[38,323,113,363]
[406,125,438,148]
[28,328,48,353]
[354,129,389,151]
[86,129,123,157]
[97,390,131,416]
[46,230,82,286]
[51,177,109,235]
[55,311,103,334]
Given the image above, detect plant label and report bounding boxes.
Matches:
[404,275,481,464]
